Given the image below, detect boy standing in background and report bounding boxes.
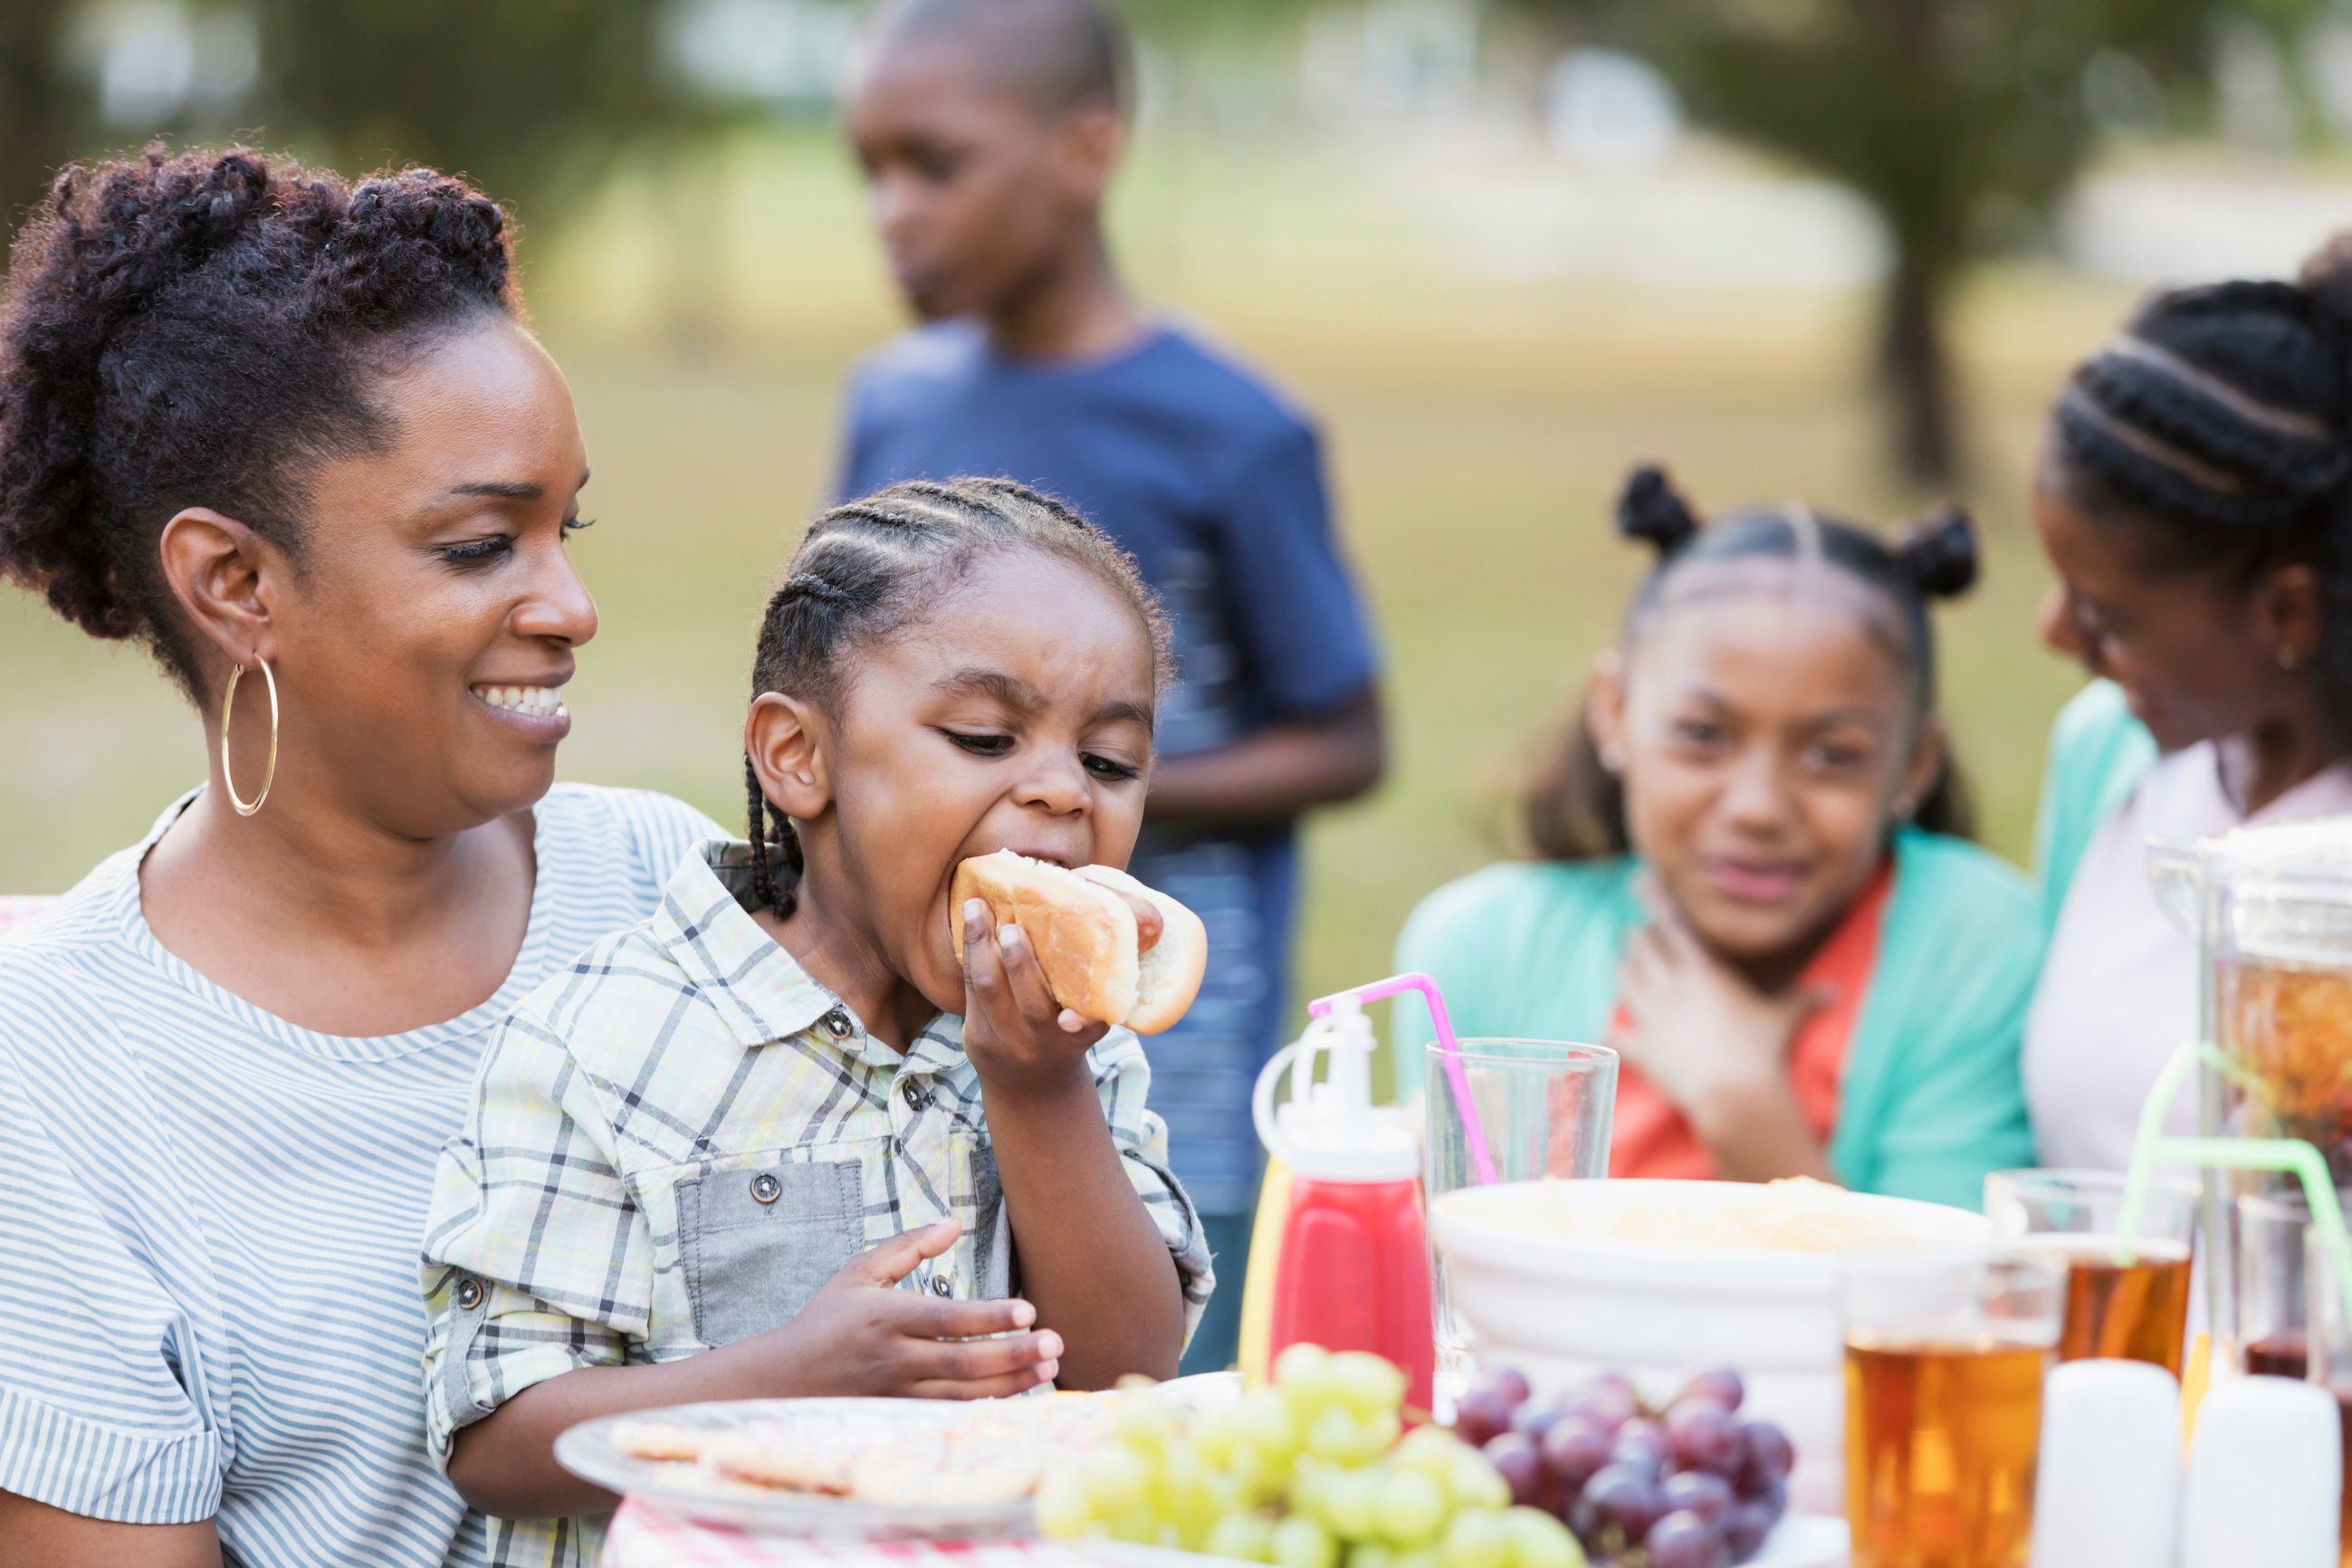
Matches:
[835,0,1385,1372]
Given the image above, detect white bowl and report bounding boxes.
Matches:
[1430,1178,1988,1515]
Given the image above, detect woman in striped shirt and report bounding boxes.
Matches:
[0,148,722,1565]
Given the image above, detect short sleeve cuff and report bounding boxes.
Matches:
[0,1383,223,1524]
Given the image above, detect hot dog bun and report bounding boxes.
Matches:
[1071,864,1209,1036]
[950,851,1206,1034]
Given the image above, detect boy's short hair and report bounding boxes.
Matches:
[867,0,1129,116]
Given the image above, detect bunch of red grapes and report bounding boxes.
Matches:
[1448,1367,1792,1568]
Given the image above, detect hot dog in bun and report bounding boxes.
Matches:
[950,850,1208,1034]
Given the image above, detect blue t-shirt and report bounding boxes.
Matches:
[837,318,1379,1211]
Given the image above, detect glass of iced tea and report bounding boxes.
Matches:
[1843,1249,2066,1568]
[1984,1168,2200,1375]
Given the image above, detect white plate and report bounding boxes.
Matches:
[557,1377,1243,1542]
[556,1396,1045,1540]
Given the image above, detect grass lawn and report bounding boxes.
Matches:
[0,130,2135,1074]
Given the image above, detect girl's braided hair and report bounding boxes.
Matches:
[0,144,516,701]
[1525,464,1979,862]
[2048,234,2352,749]
[744,475,1171,915]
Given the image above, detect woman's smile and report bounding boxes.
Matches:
[471,678,573,740]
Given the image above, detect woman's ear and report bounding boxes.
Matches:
[1586,646,1630,774]
[1894,713,1947,823]
[158,507,286,693]
[2260,560,2325,673]
[1055,102,1127,206]
[747,693,833,823]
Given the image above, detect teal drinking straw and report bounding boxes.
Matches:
[2116,1039,2352,1327]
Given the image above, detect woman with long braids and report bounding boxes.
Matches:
[2026,239,2352,1169]
[0,148,721,1565]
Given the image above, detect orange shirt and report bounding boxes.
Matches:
[1605,865,1894,1181]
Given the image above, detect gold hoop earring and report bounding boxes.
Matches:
[221,658,281,817]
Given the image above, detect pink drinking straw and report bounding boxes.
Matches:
[1308,970,1497,1186]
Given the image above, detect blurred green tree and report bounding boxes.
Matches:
[1,0,703,253]
[1526,0,2316,483]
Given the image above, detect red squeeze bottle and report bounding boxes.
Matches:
[1252,997,1436,1415]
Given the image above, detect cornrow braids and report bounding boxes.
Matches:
[1525,464,1980,862]
[742,475,1171,915]
[2049,240,2352,749]
[0,145,516,701]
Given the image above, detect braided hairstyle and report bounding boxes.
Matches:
[2047,235,2352,749]
[0,144,516,700]
[744,475,1171,915]
[1525,464,1980,861]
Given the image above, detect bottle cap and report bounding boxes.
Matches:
[1254,998,1420,1183]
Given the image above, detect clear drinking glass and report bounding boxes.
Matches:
[2241,1192,2316,1378]
[2301,1229,2352,1568]
[1842,1249,2066,1568]
[1984,1168,2200,1375]
[1423,1039,1617,1390]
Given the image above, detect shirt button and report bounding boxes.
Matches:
[931,1275,953,1296]
[905,1082,932,1111]
[751,1172,782,1204]
[822,1009,853,1039]
[454,1276,483,1310]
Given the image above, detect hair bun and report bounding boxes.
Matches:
[1616,464,1700,557]
[1895,504,1979,600]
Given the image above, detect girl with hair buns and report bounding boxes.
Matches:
[1394,466,2039,1208]
[2027,238,2352,1171]
[0,147,725,1565]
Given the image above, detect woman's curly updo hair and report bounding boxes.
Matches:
[1525,464,1979,862]
[2048,233,2352,749]
[0,144,517,700]
[744,475,1171,916]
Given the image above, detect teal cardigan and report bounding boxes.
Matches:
[1391,830,2043,1212]
[2032,679,2159,923]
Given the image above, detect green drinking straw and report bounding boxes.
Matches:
[2115,1039,2352,1328]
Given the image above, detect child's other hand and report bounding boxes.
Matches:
[960,897,1109,1095]
[763,1219,1061,1399]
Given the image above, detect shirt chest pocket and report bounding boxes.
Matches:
[674,1159,865,1347]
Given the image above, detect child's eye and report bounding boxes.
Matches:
[944,731,1014,758]
[1802,742,1870,774]
[563,516,595,539]
[1670,719,1726,750]
[441,536,512,565]
[1084,752,1143,782]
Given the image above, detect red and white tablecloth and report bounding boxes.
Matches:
[605,1502,1148,1568]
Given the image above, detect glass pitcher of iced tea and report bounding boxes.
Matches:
[2150,819,2352,1366]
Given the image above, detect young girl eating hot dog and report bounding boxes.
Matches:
[419,478,1212,1563]
[1395,466,2040,1209]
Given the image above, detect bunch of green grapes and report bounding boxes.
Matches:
[1037,1344,1586,1568]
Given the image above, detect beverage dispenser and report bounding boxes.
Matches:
[2151,818,2352,1366]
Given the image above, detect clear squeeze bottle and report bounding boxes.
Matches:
[1250,997,1436,1415]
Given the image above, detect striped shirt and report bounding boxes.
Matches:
[0,784,722,1568]
[420,840,1213,1568]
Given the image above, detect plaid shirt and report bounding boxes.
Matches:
[419,842,1211,1566]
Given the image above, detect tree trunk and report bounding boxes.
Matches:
[1876,242,1960,485]
[0,0,79,245]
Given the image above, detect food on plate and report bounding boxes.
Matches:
[1447,1366,1792,1567]
[1488,1175,1946,1254]
[612,1421,704,1463]
[610,1390,1116,1506]
[1037,1342,1586,1568]
[951,850,1207,1033]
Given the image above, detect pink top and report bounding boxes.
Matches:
[2025,743,2352,1172]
